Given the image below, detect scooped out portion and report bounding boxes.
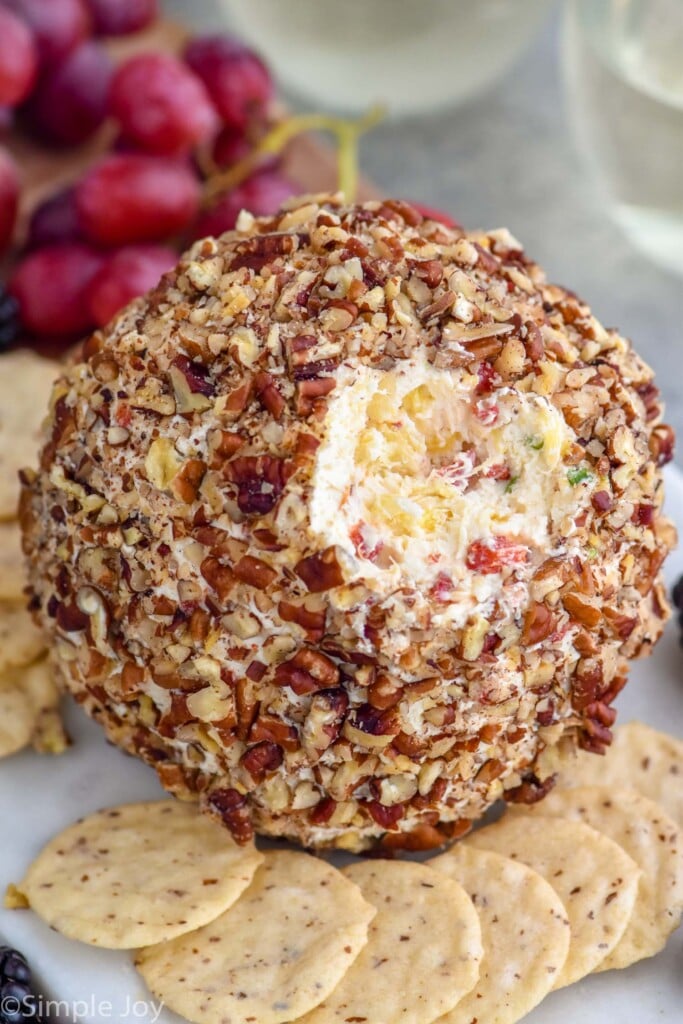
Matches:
[21,194,675,852]
[310,351,578,624]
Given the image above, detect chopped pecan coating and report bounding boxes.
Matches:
[22,194,674,853]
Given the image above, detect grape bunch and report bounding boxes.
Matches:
[0,0,296,348]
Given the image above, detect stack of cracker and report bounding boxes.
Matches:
[0,350,67,759]
[8,722,683,1024]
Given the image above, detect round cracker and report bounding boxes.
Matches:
[0,350,59,520]
[431,845,571,1024]
[0,674,34,757]
[21,656,69,754]
[0,520,26,601]
[513,785,683,970]
[21,800,264,948]
[300,860,482,1024]
[21,655,60,712]
[0,602,46,675]
[0,658,63,758]
[466,814,641,988]
[135,850,376,1024]
[557,721,683,827]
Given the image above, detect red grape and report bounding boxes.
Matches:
[0,7,38,107]
[25,41,113,147]
[26,187,82,248]
[410,202,461,229]
[211,125,251,169]
[191,171,296,240]
[0,107,13,135]
[9,243,104,337]
[88,244,176,326]
[76,153,201,245]
[3,0,91,68]
[110,53,218,156]
[87,0,158,36]
[0,147,20,256]
[210,125,282,172]
[184,35,273,132]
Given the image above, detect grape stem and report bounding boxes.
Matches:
[203,106,384,206]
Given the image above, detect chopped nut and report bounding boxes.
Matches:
[302,687,348,753]
[107,426,129,446]
[233,555,277,590]
[295,547,344,592]
[376,773,418,805]
[344,704,400,748]
[521,603,556,645]
[241,741,283,783]
[275,648,340,695]
[563,591,603,628]
[320,300,358,332]
[144,438,183,490]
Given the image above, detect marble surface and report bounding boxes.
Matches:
[165,0,683,450]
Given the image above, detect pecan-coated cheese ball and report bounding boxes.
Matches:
[21,195,676,851]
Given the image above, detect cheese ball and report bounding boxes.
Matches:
[21,195,675,851]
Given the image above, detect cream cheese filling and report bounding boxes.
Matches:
[309,352,585,611]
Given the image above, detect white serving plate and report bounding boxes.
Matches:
[2,469,683,1024]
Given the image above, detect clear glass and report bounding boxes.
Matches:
[563,0,683,276]
[220,0,550,118]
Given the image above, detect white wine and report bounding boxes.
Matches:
[564,0,683,276]
[220,0,548,118]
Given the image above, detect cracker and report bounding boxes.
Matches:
[0,602,46,674]
[0,657,60,758]
[21,656,69,754]
[20,800,264,948]
[0,520,25,601]
[135,850,376,1024]
[31,705,70,755]
[513,786,683,970]
[0,674,34,757]
[301,860,482,1024]
[20,654,59,709]
[466,814,641,987]
[0,350,58,520]
[557,721,683,827]
[431,845,570,1024]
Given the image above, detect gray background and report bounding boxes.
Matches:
[166,0,683,452]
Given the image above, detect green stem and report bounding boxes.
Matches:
[202,106,384,206]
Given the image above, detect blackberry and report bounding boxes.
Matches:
[0,947,43,1023]
[0,284,21,351]
[672,575,683,646]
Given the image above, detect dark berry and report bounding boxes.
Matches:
[672,575,683,611]
[0,284,22,350]
[0,946,42,1023]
